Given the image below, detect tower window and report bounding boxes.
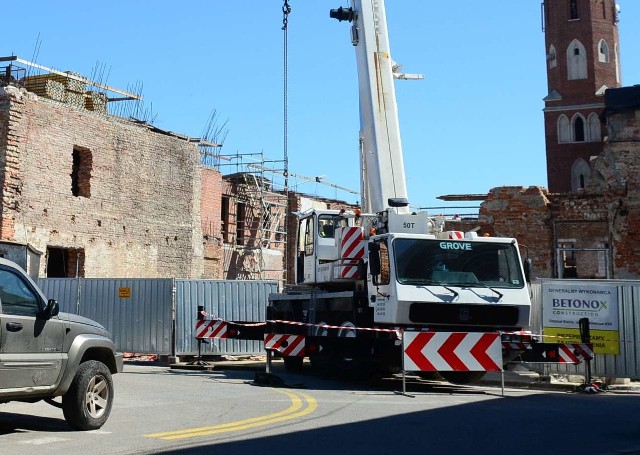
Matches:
[558,115,570,143]
[571,158,591,191]
[573,115,585,142]
[588,113,602,142]
[548,45,557,69]
[567,40,588,80]
[71,146,92,198]
[570,0,579,20]
[598,39,610,63]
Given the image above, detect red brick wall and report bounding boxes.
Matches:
[0,85,209,278]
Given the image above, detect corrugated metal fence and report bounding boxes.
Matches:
[37,278,277,357]
[529,280,640,379]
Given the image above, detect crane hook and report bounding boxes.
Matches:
[282,0,292,30]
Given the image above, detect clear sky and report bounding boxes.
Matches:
[3,1,639,215]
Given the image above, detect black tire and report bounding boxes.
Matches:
[62,360,114,430]
[439,371,486,385]
[283,356,304,372]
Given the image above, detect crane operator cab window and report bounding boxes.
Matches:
[318,215,335,239]
[318,214,346,239]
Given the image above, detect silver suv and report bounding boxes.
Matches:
[0,258,122,430]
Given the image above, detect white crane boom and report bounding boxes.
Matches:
[332,1,409,214]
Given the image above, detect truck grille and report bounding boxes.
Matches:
[409,302,519,326]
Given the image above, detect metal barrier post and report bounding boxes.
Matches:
[266,349,273,374]
[188,305,208,366]
[579,318,592,385]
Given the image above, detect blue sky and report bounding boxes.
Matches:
[3,1,639,215]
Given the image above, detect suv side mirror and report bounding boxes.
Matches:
[43,299,59,318]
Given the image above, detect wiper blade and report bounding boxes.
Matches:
[441,285,459,300]
[402,279,459,299]
[472,282,504,301]
[440,281,503,302]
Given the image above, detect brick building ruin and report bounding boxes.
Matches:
[0,57,357,283]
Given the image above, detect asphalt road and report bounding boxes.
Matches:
[1,362,640,455]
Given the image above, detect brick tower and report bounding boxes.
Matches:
[542,0,621,193]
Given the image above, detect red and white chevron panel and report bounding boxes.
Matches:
[195,319,228,339]
[264,334,305,357]
[403,332,502,372]
[559,343,594,364]
[339,227,365,279]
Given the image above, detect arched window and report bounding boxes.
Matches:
[598,39,610,63]
[567,40,588,80]
[571,159,591,191]
[558,115,570,143]
[548,45,557,69]
[572,114,586,142]
[588,113,601,142]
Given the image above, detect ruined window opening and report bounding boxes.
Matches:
[46,247,85,278]
[558,242,576,278]
[71,146,92,198]
[221,196,230,242]
[236,202,246,246]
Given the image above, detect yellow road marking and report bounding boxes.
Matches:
[145,389,317,441]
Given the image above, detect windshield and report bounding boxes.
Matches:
[393,238,524,289]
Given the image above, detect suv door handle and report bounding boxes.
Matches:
[6,322,23,332]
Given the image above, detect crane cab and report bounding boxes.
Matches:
[294,209,365,286]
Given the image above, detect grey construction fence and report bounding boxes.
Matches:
[529,280,640,379]
[37,278,277,357]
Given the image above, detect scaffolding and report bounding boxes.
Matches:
[214,152,289,286]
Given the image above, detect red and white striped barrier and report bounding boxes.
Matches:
[195,319,229,339]
[268,319,402,339]
[403,332,503,372]
[559,343,594,364]
[264,334,305,357]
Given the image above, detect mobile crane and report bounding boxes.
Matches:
[195,0,588,383]
[265,0,534,383]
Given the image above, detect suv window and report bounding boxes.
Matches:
[0,268,41,316]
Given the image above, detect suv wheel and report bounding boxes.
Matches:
[62,360,114,430]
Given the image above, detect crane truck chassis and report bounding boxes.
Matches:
[195,1,593,384]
